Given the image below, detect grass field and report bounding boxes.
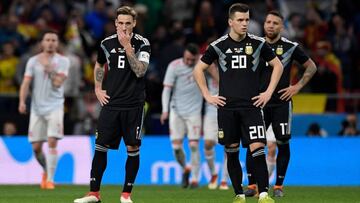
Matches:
[0,185,359,203]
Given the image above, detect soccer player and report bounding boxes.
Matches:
[160,43,202,188]
[203,64,229,190]
[74,6,150,203]
[244,11,317,198]
[193,3,283,203]
[18,30,70,190]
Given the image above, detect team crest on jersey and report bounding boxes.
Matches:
[95,131,99,139]
[276,46,283,55]
[245,44,253,55]
[218,129,224,139]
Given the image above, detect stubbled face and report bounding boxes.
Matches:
[115,14,136,35]
[41,33,58,53]
[229,11,249,36]
[183,50,199,67]
[264,14,283,40]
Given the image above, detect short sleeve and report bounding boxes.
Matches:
[163,62,176,86]
[24,57,35,77]
[261,42,276,62]
[137,38,151,64]
[201,45,218,65]
[292,45,309,65]
[97,43,107,65]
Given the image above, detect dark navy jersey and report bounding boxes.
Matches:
[97,33,151,109]
[259,37,309,106]
[201,33,276,109]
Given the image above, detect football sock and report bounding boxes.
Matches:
[46,148,57,182]
[275,143,290,186]
[35,151,47,172]
[251,147,269,193]
[90,145,108,192]
[246,148,256,185]
[221,152,229,182]
[205,147,216,175]
[123,149,140,193]
[190,143,200,182]
[225,146,243,195]
[267,156,276,177]
[173,147,186,169]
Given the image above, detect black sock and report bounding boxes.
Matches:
[123,149,140,193]
[225,146,243,195]
[246,148,256,185]
[90,145,108,192]
[251,147,269,193]
[275,143,290,186]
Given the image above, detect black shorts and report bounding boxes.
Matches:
[217,107,266,147]
[96,106,144,149]
[263,101,292,141]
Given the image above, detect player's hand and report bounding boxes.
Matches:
[252,91,271,108]
[160,112,169,125]
[18,102,27,114]
[117,29,132,50]
[95,88,110,106]
[278,85,301,101]
[205,94,226,108]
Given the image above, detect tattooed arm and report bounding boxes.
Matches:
[94,62,109,106]
[124,46,149,78]
[278,58,317,101]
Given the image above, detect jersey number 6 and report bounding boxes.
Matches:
[118,55,125,69]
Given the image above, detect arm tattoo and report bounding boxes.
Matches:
[299,64,317,86]
[126,51,148,78]
[95,67,105,82]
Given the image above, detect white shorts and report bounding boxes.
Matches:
[28,107,64,143]
[266,124,276,142]
[203,114,218,142]
[169,110,201,141]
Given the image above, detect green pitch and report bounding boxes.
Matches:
[0,185,359,203]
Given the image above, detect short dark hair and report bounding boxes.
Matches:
[185,43,199,55]
[39,30,58,41]
[267,10,284,21]
[228,3,249,19]
[116,6,137,20]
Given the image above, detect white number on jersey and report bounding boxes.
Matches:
[118,55,125,69]
[231,55,247,69]
[249,125,265,140]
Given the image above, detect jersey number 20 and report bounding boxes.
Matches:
[231,55,246,69]
[118,55,125,69]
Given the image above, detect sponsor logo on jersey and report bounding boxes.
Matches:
[225,48,233,54]
[276,46,283,55]
[245,44,253,55]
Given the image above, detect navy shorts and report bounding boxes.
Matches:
[217,107,266,147]
[96,106,144,149]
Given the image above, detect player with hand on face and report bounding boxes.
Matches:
[74,6,150,203]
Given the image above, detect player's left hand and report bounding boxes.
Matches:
[278,85,301,101]
[117,29,132,50]
[252,91,271,108]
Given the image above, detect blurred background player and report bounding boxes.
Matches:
[193,3,283,203]
[245,10,317,198]
[74,6,151,203]
[18,30,70,189]
[203,64,229,190]
[160,43,202,189]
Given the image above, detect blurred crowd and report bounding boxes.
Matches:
[0,0,360,135]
